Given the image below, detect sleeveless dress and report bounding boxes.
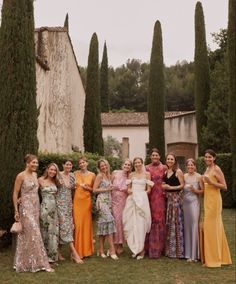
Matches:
[96,179,116,236]
[183,173,201,260]
[201,172,232,267]
[111,170,128,244]
[122,178,153,255]
[14,176,51,272]
[73,171,95,257]
[163,171,184,258]
[40,184,59,262]
[56,173,75,244]
[145,163,166,258]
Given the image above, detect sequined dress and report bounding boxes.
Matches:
[14,175,51,272]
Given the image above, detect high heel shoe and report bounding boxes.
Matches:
[136,255,144,260]
[110,254,119,260]
[71,253,84,264]
[97,251,107,258]
[46,268,55,272]
[58,253,65,261]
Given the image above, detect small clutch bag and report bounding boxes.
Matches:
[10,221,22,233]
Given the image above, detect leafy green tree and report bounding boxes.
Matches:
[227,0,236,201]
[100,42,109,112]
[208,29,227,70]
[202,29,230,152]
[165,61,194,111]
[109,59,148,111]
[83,33,103,155]
[0,0,38,230]
[202,60,230,152]
[194,1,211,155]
[148,20,165,159]
[104,135,122,158]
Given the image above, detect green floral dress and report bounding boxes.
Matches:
[40,184,59,262]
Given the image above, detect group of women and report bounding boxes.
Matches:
[12,148,232,273]
[13,155,93,272]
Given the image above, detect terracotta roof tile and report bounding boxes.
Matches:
[101,111,195,126]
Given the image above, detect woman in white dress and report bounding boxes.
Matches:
[123,157,154,260]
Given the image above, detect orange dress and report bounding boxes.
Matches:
[73,171,95,258]
[201,173,232,267]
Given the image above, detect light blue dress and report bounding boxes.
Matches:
[183,172,201,260]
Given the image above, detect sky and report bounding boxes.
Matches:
[0,0,228,68]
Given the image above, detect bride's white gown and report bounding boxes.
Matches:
[122,178,153,255]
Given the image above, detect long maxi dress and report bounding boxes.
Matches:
[14,175,51,272]
[123,178,153,256]
[183,173,201,261]
[163,171,184,258]
[201,172,232,267]
[96,178,116,236]
[40,184,59,262]
[111,170,128,245]
[73,171,95,258]
[145,163,166,258]
[56,173,75,244]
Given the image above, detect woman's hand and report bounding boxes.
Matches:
[162,183,171,190]
[14,212,20,222]
[203,175,211,184]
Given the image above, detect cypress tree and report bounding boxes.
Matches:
[0,0,38,230]
[194,2,210,155]
[147,20,165,160]
[100,41,109,112]
[227,0,236,201]
[83,33,104,155]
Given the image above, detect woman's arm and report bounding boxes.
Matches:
[189,174,204,194]
[12,173,23,221]
[93,174,111,193]
[204,166,227,191]
[81,174,95,193]
[162,169,184,191]
[145,172,152,194]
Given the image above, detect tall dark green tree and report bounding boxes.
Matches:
[202,60,230,152]
[227,0,236,201]
[83,33,103,155]
[147,20,165,160]
[100,42,109,112]
[194,1,210,155]
[0,0,38,230]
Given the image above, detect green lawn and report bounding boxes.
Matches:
[0,209,235,284]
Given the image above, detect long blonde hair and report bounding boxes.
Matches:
[43,163,60,185]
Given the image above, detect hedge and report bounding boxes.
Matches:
[196,153,236,208]
[38,152,122,176]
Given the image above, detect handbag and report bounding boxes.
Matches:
[10,221,22,233]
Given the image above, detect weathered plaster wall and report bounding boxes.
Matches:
[35,30,85,153]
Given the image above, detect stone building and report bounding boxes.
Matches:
[102,111,197,167]
[35,24,85,153]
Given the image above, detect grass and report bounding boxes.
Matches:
[0,209,235,284]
